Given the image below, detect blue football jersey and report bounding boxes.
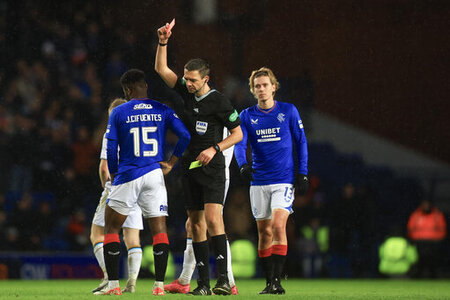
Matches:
[106,98,190,185]
[234,101,308,185]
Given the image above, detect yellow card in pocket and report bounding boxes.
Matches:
[189,160,203,169]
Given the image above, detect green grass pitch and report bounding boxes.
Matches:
[1,279,449,299]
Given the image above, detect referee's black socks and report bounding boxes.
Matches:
[211,234,228,279]
[193,240,210,287]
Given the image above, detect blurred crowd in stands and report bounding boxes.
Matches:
[0,1,448,278]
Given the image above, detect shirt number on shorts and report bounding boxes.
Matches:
[284,187,294,202]
[130,126,158,157]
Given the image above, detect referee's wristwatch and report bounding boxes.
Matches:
[213,144,221,153]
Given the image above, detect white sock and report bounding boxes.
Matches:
[226,239,235,287]
[93,242,108,279]
[127,247,142,281]
[108,280,119,289]
[153,281,164,290]
[178,238,196,285]
[154,281,164,289]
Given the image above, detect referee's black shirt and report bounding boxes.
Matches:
[173,78,241,169]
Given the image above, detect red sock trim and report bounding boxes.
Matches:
[153,233,169,245]
[258,247,273,258]
[104,233,120,245]
[272,244,288,256]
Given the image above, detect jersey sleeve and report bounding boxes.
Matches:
[234,110,249,168]
[105,109,119,175]
[217,94,241,130]
[289,104,308,175]
[166,107,191,157]
[100,133,107,160]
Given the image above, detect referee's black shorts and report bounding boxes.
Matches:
[182,163,225,211]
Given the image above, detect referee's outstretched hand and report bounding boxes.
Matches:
[157,23,172,43]
[296,174,309,196]
[240,164,254,182]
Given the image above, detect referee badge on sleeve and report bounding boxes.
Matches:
[229,110,238,122]
[196,120,208,135]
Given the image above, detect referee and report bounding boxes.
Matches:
[155,21,243,295]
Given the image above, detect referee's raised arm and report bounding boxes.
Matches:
[155,21,178,88]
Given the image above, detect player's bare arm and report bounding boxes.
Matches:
[98,159,110,188]
[155,21,178,88]
[196,126,243,166]
[159,155,179,176]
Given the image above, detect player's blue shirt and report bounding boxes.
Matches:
[234,101,308,185]
[106,98,190,185]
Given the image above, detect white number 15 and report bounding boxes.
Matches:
[130,126,158,157]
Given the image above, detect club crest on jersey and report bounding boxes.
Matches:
[133,103,153,110]
[277,113,285,123]
[298,120,304,129]
[251,118,258,125]
[196,121,208,135]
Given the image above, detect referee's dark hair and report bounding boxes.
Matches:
[120,69,146,91]
[184,58,210,78]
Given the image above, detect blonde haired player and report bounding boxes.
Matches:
[90,98,143,294]
[235,67,309,294]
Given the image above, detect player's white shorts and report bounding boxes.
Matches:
[92,181,143,229]
[222,128,233,204]
[249,184,295,220]
[108,168,168,219]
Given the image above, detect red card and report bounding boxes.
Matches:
[167,18,175,31]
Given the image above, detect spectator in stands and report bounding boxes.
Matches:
[297,216,329,278]
[67,209,89,251]
[9,114,38,193]
[407,199,447,278]
[36,201,55,242]
[0,211,8,250]
[328,182,364,277]
[9,193,41,250]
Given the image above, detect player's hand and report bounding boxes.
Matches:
[159,161,174,175]
[296,174,309,195]
[240,164,254,182]
[196,147,216,166]
[157,19,174,43]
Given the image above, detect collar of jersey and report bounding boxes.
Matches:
[131,97,149,101]
[195,89,216,102]
[257,100,277,114]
